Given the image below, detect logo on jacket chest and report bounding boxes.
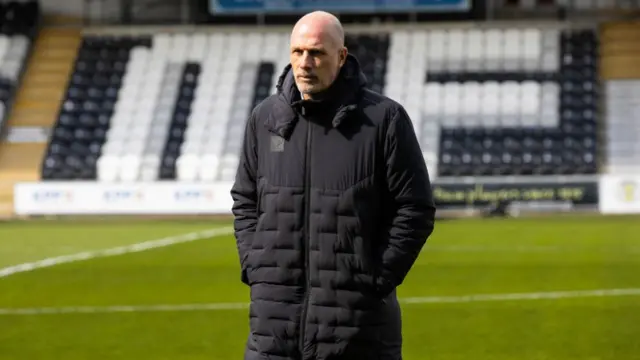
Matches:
[270,135,285,152]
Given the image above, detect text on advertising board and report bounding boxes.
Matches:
[103,190,144,202]
[432,181,598,207]
[174,189,215,201]
[32,190,73,203]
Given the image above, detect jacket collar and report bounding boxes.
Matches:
[264,53,367,139]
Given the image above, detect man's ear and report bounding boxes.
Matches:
[339,47,347,67]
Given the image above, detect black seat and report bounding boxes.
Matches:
[345,34,389,93]
[252,62,275,109]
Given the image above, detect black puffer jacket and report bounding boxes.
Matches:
[231,54,436,360]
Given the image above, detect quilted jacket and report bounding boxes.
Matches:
[230,54,436,360]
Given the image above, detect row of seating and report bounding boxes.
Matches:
[41,25,602,182]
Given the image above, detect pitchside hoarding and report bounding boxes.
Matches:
[13,178,599,216]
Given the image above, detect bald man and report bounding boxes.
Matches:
[231,11,436,360]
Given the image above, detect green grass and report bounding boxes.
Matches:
[0,216,639,360]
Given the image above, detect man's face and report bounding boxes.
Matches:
[290,25,346,98]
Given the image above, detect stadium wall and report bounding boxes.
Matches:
[14,175,624,216]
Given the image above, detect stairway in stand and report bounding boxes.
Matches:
[0,27,81,218]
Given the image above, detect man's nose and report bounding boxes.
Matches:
[300,52,313,68]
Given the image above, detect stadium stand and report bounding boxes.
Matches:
[0,0,41,216]
[40,25,599,183]
[600,21,640,174]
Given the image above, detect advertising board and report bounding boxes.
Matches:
[598,174,640,214]
[210,0,471,14]
[432,180,599,208]
[14,178,600,216]
[13,182,235,215]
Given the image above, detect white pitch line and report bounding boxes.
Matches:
[401,287,640,304]
[1,288,639,315]
[0,226,234,279]
[425,245,640,253]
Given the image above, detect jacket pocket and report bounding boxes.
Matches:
[240,251,251,285]
[350,219,383,303]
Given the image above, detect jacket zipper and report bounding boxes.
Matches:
[299,114,312,358]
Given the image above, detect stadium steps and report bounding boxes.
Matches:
[0,143,45,217]
[600,21,640,79]
[0,28,81,217]
[599,21,640,173]
[7,27,81,127]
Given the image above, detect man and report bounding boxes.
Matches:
[230,10,436,360]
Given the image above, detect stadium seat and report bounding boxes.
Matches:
[0,0,39,132]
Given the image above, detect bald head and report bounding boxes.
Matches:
[289,11,348,99]
[291,11,345,49]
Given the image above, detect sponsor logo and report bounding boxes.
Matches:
[32,190,73,203]
[174,189,215,202]
[103,189,144,202]
[270,135,284,152]
[619,181,638,203]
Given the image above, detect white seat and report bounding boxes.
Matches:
[520,81,541,126]
[484,29,503,71]
[203,139,225,156]
[114,98,138,113]
[185,124,207,141]
[481,81,500,127]
[129,124,151,139]
[106,126,130,141]
[522,28,541,71]
[442,82,461,128]
[181,140,203,155]
[503,29,522,71]
[177,154,201,182]
[123,140,146,155]
[97,155,121,182]
[101,140,125,155]
[142,154,161,168]
[541,48,559,72]
[118,155,142,182]
[199,155,220,182]
[427,30,446,72]
[445,29,464,72]
[465,29,483,71]
[219,167,237,182]
[423,83,442,124]
[499,81,521,126]
[187,33,208,62]
[460,82,481,127]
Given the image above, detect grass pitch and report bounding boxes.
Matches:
[0,216,639,360]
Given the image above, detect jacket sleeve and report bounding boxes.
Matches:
[377,105,436,297]
[230,110,259,286]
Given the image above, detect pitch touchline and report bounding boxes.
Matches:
[0,227,235,279]
[1,288,639,315]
